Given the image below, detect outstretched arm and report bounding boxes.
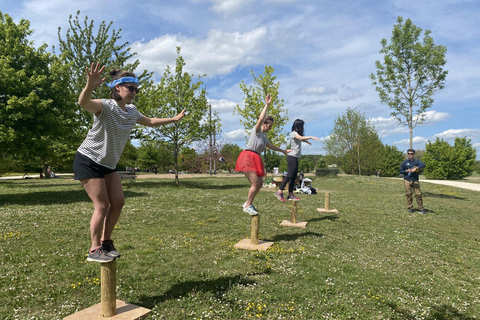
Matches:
[293,133,320,145]
[254,94,272,134]
[267,142,291,155]
[137,108,186,127]
[78,62,106,114]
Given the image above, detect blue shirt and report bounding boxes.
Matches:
[399,158,426,181]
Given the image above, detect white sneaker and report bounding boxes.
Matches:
[243,205,259,216]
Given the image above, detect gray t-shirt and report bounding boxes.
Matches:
[289,131,302,158]
[245,127,270,154]
[77,99,144,169]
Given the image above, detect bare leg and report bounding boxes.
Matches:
[102,172,125,240]
[80,172,124,250]
[244,171,263,207]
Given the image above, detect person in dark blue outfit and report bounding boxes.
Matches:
[399,149,426,214]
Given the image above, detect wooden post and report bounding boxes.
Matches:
[251,215,259,245]
[101,260,116,317]
[291,201,298,224]
[316,192,339,214]
[325,192,330,211]
[64,258,152,320]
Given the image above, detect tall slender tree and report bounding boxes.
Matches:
[234,66,288,146]
[136,47,210,185]
[57,10,152,134]
[370,16,448,149]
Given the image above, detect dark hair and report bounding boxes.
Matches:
[407,149,415,154]
[110,68,136,101]
[292,119,305,136]
[264,115,274,124]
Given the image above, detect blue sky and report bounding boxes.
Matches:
[2,0,480,156]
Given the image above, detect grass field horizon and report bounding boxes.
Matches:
[1,175,479,319]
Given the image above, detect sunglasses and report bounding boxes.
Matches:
[407,153,414,155]
[122,84,139,94]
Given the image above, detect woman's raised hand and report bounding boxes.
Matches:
[85,62,106,89]
[265,93,272,105]
[174,108,187,121]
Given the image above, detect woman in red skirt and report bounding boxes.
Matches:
[235,94,291,215]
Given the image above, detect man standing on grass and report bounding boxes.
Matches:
[399,149,426,214]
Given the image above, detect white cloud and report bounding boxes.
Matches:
[224,128,246,141]
[394,136,429,146]
[296,85,338,96]
[209,98,238,111]
[193,0,255,15]
[433,128,480,139]
[131,27,268,77]
[422,110,453,125]
[339,92,364,101]
[368,110,452,138]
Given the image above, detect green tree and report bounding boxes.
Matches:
[219,143,242,172]
[57,10,152,134]
[117,141,138,171]
[234,66,288,146]
[379,144,405,177]
[370,16,448,149]
[0,12,76,174]
[324,108,383,175]
[423,137,476,180]
[137,47,209,185]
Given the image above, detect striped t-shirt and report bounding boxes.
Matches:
[77,99,144,169]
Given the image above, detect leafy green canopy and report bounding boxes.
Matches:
[136,47,211,185]
[423,137,476,180]
[370,16,448,149]
[379,144,405,177]
[0,12,76,171]
[234,66,288,146]
[57,10,152,134]
[324,108,383,175]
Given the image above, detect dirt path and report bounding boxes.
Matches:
[419,179,480,192]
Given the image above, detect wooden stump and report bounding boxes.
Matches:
[290,201,298,224]
[64,259,151,320]
[317,192,339,214]
[235,214,274,251]
[251,214,259,245]
[101,260,117,317]
[281,200,307,228]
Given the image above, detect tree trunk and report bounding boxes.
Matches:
[174,148,179,186]
[409,125,413,150]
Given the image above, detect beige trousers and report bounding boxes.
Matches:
[404,179,424,210]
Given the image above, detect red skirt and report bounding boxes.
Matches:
[235,150,265,177]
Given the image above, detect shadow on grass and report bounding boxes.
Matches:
[307,215,340,223]
[423,191,467,200]
[270,231,324,242]
[0,190,149,206]
[138,274,257,308]
[386,301,475,319]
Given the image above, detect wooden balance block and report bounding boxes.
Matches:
[316,192,339,214]
[235,215,274,251]
[281,200,307,228]
[64,259,151,320]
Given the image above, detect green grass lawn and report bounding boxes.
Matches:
[1,175,480,319]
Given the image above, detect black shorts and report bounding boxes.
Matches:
[73,152,117,180]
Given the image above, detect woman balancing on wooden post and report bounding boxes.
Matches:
[275,119,320,202]
[73,62,186,263]
[235,93,291,215]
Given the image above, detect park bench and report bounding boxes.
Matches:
[117,171,137,180]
